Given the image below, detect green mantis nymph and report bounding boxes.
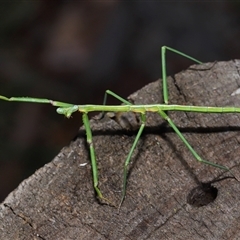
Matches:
[0,46,237,208]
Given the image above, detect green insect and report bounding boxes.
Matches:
[0,46,237,209]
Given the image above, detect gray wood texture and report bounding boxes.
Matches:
[1,61,240,239]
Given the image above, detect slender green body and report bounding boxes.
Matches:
[0,46,236,209]
[1,96,240,114]
[74,104,240,114]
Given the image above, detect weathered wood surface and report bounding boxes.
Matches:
[1,60,240,239]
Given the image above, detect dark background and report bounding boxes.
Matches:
[0,1,240,201]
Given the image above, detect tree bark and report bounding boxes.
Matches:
[1,60,240,240]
